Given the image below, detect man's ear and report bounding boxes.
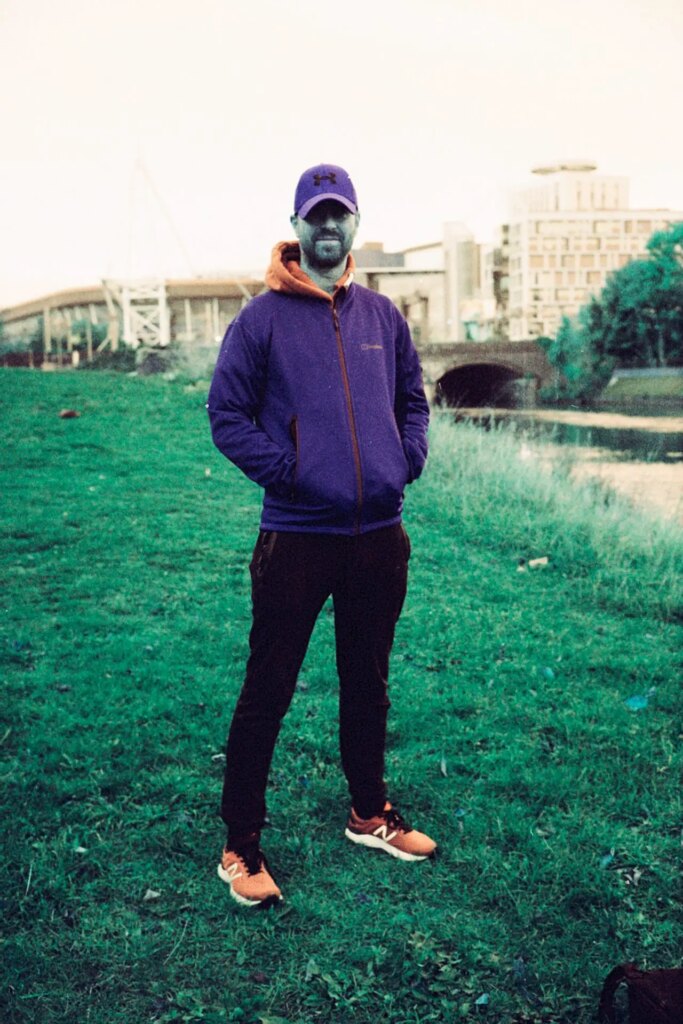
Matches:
[290,213,300,236]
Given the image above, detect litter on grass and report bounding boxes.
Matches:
[625,688,656,711]
[518,556,550,572]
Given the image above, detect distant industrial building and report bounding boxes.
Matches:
[352,223,479,344]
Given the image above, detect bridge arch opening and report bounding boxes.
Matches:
[435,362,536,408]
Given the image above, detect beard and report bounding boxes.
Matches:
[303,235,346,269]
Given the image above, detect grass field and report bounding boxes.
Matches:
[2,368,682,1024]
[601,373,683,401]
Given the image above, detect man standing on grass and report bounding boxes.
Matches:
[207,163,436,907]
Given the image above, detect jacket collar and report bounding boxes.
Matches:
[265,241,355,302]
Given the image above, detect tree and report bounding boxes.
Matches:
[596,255,683,367]
[539,311,615,403]
[646,221,683,271]
[542,223,683,394]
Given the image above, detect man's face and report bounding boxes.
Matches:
[290,200,360,270]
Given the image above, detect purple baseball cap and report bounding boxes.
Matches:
[294,164,358,218]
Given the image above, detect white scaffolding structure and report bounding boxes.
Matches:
[121,279,170,348]
[103,278,170,349]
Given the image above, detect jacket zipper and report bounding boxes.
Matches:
[332,303,363,532]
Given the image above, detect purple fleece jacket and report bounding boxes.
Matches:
[207,249,429,535]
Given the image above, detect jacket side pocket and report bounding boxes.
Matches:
[289,415,299,497]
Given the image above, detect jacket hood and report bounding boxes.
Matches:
[265,241,355,301]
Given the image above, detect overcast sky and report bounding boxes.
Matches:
[1,0,682,306]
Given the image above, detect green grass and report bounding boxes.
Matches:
[1,368,681,1024]
[602,373,683,400]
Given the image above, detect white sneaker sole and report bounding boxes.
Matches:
[217,864,283,907]
[344,828,432,861]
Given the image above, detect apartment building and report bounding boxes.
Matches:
[353,162,683,345]
[506,161,683,340]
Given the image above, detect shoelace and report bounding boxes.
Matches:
[233,843,267,877]
[383,807,413,833]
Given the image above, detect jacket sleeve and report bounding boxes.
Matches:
[206,315,296,495]
[394,315,430,483]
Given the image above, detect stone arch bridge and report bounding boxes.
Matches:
[418,341,556,407]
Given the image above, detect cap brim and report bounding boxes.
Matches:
[297,193,357,219]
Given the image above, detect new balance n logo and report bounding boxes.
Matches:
[373,825,397,842]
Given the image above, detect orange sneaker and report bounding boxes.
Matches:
[217,842,283,908]
[345,802,437,861]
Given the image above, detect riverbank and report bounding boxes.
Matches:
[598,368,683,407]
[455,406,683,522]
[2,370,681,1024]
[553,448,682,523]
[458,406,683,433]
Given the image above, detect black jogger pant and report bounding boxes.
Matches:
[220,523,410,839]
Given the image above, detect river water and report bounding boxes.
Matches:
[458,408,683,524]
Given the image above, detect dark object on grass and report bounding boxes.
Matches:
[59,409,81,418]
[599,962,683,1023]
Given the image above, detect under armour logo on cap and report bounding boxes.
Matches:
[313,172,337,186]
[294,164,358,219]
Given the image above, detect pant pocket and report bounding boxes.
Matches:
[399,524,411,561]
[250,530,279,581]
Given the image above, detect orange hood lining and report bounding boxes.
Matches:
[265,241,355,302]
